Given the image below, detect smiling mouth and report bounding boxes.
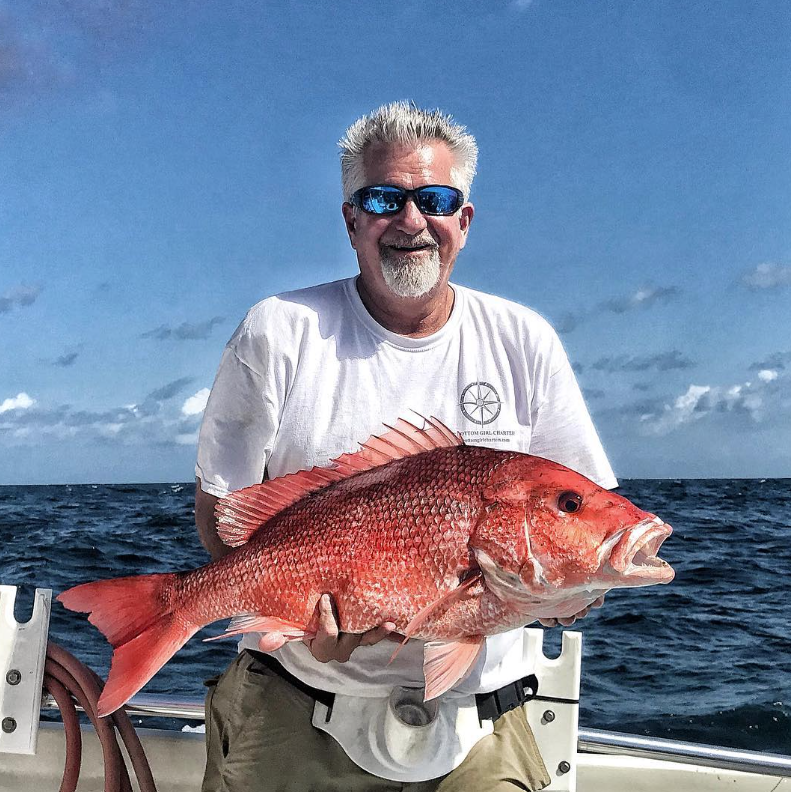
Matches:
[386,244,434,252]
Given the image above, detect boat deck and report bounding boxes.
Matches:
[2,722,790,792]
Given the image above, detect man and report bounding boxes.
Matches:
[195,101,616,791]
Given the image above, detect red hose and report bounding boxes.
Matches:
[44,642,158,792]
[42,675,82,792]
[87,666,158,792]
[44,656,124,792]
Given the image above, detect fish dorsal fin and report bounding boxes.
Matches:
[216,415,464,547]
[333,414,463,472]
[215,467,348,547]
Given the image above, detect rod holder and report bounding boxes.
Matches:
[524,628,582,792]
[0,586,51,755]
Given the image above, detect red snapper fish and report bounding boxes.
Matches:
[58,417,674,716]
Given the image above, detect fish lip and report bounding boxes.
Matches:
[609,515,675,584]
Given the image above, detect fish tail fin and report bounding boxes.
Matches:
[57,573,199,716]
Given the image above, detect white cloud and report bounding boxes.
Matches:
[512,0,535,9]
[742,263,791,290]
[637,370,786,435]
[0,392,35,413]
[98,423,124,437]
[633,288,658,303]
[658,384,712,432]
[182,388,210,417]
[601,285,679,315]
[0,389,203,449]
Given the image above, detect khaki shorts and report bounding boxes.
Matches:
[202,651,550,792]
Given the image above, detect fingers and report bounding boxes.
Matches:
[329,633,364,664]
[357,622,397,647]
[317,593,339,641]
[540,595,607,629]
[304,594,396,663]
[307,594,343,663]
[540,614,577,627]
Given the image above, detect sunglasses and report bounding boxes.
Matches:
[350,184,464,216]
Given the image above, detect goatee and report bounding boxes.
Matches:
[380,247,442,298]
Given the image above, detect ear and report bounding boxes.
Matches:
[341,202,358,250]
[457,202,474,250]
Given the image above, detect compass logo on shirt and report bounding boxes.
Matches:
[459,381,502,425]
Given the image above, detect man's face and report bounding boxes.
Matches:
[342,141,474,302]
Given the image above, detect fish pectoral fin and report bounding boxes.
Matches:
[388,571,484,664]
[423,638,485,701]
[203,614,308,643]
[402,572,484,639]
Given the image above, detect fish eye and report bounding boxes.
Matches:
[558,491,583,514]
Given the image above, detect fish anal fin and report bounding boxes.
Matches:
[203,614,308,643]
[423,638,485,701]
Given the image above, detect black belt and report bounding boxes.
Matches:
[246,650,336,710]
[245,650,559,725]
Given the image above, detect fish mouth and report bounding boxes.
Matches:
[607,515,675,585]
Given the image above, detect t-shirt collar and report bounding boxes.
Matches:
[344,276,464,350]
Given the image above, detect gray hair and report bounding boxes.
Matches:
[338,101,478,202]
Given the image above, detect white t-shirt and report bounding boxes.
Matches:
[196,276,616,696]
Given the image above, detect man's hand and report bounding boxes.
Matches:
[538,594,606,628]
[304,594,397,663]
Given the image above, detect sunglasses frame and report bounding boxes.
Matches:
[349,184,465,216]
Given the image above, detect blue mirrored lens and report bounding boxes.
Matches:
[415,187,461,215]
[361,187,405,214]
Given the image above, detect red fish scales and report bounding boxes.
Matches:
[181,446,513,636]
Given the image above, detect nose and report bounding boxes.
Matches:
[393,196,428,234]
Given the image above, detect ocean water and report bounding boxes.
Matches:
[1,479,789,755]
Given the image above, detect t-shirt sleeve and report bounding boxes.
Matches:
[195,339,280,498]
[528,335,618,490]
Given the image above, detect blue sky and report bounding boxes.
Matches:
[1,0,789,484]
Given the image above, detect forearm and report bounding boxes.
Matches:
[195,478,233,561]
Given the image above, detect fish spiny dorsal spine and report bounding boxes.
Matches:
[215,416,464,547]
